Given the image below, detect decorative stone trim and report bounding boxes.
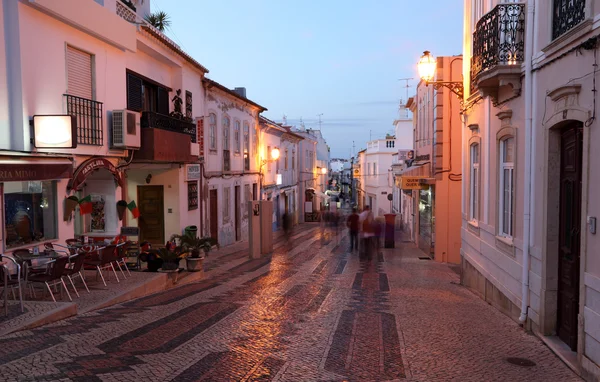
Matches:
[495,235,515,257]
[468,124,479,133]
[496,109,513,126]
[468,220,480,236]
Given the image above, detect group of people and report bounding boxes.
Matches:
[346,206,382,260]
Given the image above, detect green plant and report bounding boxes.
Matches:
[145,11,171,32]
[153,247,184,270]
[171,233,218,258]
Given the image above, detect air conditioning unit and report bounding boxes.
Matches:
[111,110,140,149]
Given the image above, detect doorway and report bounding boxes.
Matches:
[557,123,583,351]
[235,185,241,241]
[137,185,164,245]
[209,189,218,243]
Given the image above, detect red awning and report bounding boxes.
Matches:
[0,157,73,182]
[68,157,123,191]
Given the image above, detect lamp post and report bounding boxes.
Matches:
[259,147,280,200]
[417,51,464,99]
[350,156,354,207]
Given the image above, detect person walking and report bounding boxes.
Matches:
[346,208,360,252]
[359,206,375,260]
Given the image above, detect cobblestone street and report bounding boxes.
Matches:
[0,225,582,381]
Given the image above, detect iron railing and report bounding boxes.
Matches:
[64,94,103,146]
[552,0,586,40]
[223,150,231,172]
[141,111,197,143]
[471,3,525,91]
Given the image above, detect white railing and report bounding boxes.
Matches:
[116,0,137,22]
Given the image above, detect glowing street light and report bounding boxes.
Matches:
[417,51,437,83]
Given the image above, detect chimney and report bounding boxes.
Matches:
[233,87,247,98]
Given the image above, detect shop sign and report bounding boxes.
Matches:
[401,176,427,190]
[186,164,201,181]
[120,226,140,236]
[197,119,204,158]
[398,150,412,161]
[0,162,73,181]
[69,158,123,191]
[415,153,430,161]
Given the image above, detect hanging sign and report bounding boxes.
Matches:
[400,176,427,190]
[68,158,123,191]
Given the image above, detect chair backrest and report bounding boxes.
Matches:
[49,256,69,279]
[43,242,54,250]
[116,241,132,258]
[99,245,117,265]
[70,253,87,273]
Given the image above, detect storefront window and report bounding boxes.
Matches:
[3,181,57,249]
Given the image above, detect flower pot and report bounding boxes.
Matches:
[186,257,204,272]
[161,259,180,271]
[116,204,127,221]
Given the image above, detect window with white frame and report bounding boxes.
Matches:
[498,137,515,237]
[243,122,250,171]
[470,143,480,221]
[209,113,217,150]
[222,116,230,150]
[234,120,241,153]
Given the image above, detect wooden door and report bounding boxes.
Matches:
[235,185,241,241]
[209,189,218,243]
[557,123,583,351]
[138,185,164,245]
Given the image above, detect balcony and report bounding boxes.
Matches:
[64,94,103,146]
[553,0,586,40]
[116,0,137,22]
[141,111,196,143]
[471,3,525,103]
[133,128,195,163]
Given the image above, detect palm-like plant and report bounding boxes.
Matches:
[171,233,218,258]
[145,11,171,32]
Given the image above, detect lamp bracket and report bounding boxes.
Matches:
[426,81,464,99]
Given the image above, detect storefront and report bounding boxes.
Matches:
[0,157,73,251]
[68,157,124,242]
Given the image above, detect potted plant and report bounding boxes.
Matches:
[154,246,184,272]
[170,234,218,272]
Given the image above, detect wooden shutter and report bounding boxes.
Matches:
[126,73,143,111]
[66,46,93,99]
[157,87,169,115]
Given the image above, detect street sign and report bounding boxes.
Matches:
[400,176,427,190]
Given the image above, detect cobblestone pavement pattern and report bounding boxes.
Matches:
[0,224,582,381]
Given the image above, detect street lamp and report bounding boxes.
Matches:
[271,147,280,160]
[417,50,464,99]
[259,147,281,200]
[320,167,327,175]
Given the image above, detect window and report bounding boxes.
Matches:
[66,46,103,145]
[470,143,480,221]
[4,181,57,249]
[223,187,230,222]
[209,113,217,150]
[222,116,230,150]
[498,137,514,237]
[292,150,295,170]
[552,0,586,40]
[305,150,309,171]
[254,127,258,160]
[243,122,250,171]
[185,91,193,120]
[267,146,271,173]
[285,149,289,170]
[234,120,241,153]
[126,72,169,115]
[188,181,198,210]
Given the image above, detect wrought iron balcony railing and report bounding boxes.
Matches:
[64,94,103,146]
[141,111,197,143]
[471,3,525,90]
[552,0,586,40]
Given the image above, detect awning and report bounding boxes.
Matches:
[68,157,123,191]
[0,157,73,182]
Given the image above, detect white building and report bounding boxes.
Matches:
[362,136,396,216]
[0,0,208,252]
[202,79,265,247]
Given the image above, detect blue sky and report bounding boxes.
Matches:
[152,0,463,158]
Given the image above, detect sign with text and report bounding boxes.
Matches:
[186,164,201,181]
[400,176,427,190]
[196,118,204,158]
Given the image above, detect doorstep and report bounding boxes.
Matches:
[539,335,581,376]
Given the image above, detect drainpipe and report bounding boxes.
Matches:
[519,0,535,324]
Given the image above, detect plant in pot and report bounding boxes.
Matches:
[171,234,217,272]
[154,246,185,272]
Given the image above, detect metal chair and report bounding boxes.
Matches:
[84,245,119,287]
[27,256,71,303]
[0,255,24,315]
[115,241,132,278]
[64,252,90,297]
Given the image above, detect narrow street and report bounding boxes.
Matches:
[0,225,581,382]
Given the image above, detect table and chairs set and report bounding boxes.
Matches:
[0,238,138,316]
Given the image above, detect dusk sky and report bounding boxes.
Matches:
[153,0,463,158]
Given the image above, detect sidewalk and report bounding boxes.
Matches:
[0,225,307,336]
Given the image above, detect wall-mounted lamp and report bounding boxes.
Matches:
[271,147,280,160]
[417,51,464,99]
[31,115,77,148]
[145,174,152,184]
[320,167,328,175]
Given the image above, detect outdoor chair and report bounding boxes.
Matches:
[84,245,119,287]
[0,255,24,316]
[64,252,90,297]
[115,241,132,278]
[27,256,72,303]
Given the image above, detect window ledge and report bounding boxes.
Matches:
[540,19,592,64]
[209,149,217,155]
[495,235,515,257]
[467,220,480,236]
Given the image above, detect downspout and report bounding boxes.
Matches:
[520,0,535,324]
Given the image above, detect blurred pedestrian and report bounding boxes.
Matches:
[359,206,375,260]
[282,212,293,249]
[346,208,359,252]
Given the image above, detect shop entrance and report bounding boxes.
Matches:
[557,122,583,351]
[209,189,218,243]
[137,185,164,245]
